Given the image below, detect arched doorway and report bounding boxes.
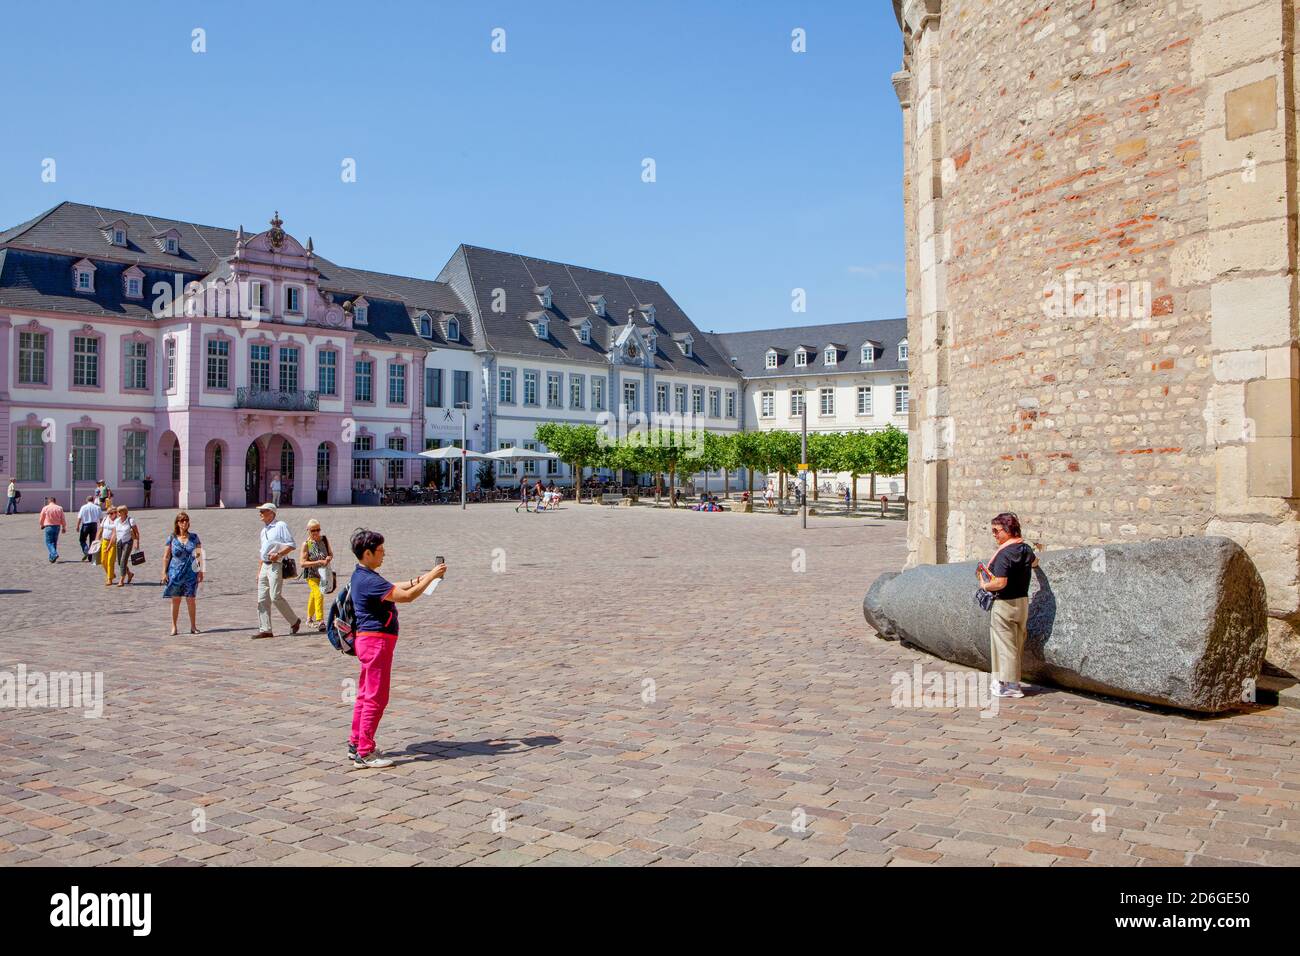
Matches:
[316,442,333,504]
[157,430,181,510]
[245,443,261,506]
[204,439,227,508]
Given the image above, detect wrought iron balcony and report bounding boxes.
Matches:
[235,387,320,411]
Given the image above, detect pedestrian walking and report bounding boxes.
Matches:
[765,481,775,510]
[142,475,153,509]
[515,477,529,513]
[251,502,300,640]
[161,512,203,635]
[270,474,283,509]
[977,512,1038,699]
[6,477,18,515]
[96,507,119,585]
[300,518,333,632]
[111,504,140,586]
[345,528,446,769]
[38,497,66,562]
[93,480,106,507]
[75,494,102,562]
[102,486,114,512]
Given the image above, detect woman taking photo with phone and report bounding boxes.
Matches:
[976,512,1038,699]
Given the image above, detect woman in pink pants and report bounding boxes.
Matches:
[346,528,446,769]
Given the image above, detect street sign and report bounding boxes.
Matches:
[797,463,809,471]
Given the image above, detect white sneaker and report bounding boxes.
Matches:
[993,681,1024,699]
[353,752,395,769]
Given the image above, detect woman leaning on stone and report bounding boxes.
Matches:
[977,512,1038,699]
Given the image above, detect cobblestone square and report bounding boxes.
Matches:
[1,503,1298,866]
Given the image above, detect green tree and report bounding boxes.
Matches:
[712,431,741,498]
[732,431,766,498]
[536,422,603,502]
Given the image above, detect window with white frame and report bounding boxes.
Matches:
[354,304,368,325]
[279,346,300,393]
[761,391,774,417]
[353,435,373,482]
[386,435,406,482]
[207,339,229,389]
[18,331,48,385]
[691,386,704,415]
[578,324,591,345]
[165,236,178,255]
[790,389,804,417]
[535,319,548,340]
[250,281,266,312]
[498,368,515,404]
[71,428,99,482]
[122,430,147,481]
[447,317,459,341]
[623,379,639,412]
[523,370,538,406]
[547,372,562,408]
[726,390,736,418]
[857,385,873,415]
[523,441,538,476]
[824,347,838,366]
[250,344,271,391]
[112,228,126,246]
[861,345,875,364]
[319,351,337,396]
[766,351,778,369]
[16,426,44,482]
[74,264,94,292]
[73,335,100,388]
[819,387,835,416]
[285,285,302,313]
[570,374,584,409]
[592,377,604,410]
[165,339,176,390]
[898,340,909,362]
[708,388,720,418]
[388,362,406,405]
[126,276,142,298]
[895,384,909,413]
[124,341,149,390]
[354,360,373,402]
[795,349,808,368]
[497,441,515,478]
[674,384,686,414]
[655,383,667,412]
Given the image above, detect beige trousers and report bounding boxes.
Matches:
[990,597,1029,683]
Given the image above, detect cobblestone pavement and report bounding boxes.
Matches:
[1,502,1298,867]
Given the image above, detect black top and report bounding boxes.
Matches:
[990,542,1035,600]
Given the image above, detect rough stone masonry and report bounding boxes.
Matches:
[892,0,1300,672]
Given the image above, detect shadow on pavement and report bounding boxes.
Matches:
[393,735,562,763]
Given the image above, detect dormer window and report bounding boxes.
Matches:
[72,259,96,293]
[418,313,433,338]
[352,297,369,326]
[123,266,145,300]
[646,331,657,354]
[824,347,838,366]
[639,304,656,324]
[166,237,178,254]
[153,229,182,255]
[536,318,549,340]
[676,334,693,358]
[113,229,126,246]
[795,349,808,368]
[285,285,302,313]
[535,286,552,309]
[447,317,460,342]
[861,344,875,364]
[103,220,129,247]
[766,350,779,369]
[577,322,591,345]
[898,340,909,362]
[588,295,606,317]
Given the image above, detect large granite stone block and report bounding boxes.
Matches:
[863,537,1267,713]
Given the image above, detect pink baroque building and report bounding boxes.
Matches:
[0,204,471,510]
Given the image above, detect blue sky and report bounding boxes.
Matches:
[0,1,904,333]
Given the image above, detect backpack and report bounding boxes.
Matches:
[325,582,358,656]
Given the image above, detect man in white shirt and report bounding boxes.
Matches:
[253,503,300,639]
[75,495,103,562]
[270,474,283,509]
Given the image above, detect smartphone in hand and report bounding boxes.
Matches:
[424,556,446,597]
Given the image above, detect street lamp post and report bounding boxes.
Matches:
[68,449,76,512]
[456,401,470,510]
[801,401,808,531]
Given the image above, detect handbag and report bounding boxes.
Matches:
[975,588,994,612]
[281,557,297,578]
[130,549,146,566]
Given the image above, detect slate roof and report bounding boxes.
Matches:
[0,202,473,352]
[710,318,909,379]
[437,244,741,380]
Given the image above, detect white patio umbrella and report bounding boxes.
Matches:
[418,446,490,462]
[484,447,559,462]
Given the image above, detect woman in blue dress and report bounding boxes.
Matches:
[160,512,204,635]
